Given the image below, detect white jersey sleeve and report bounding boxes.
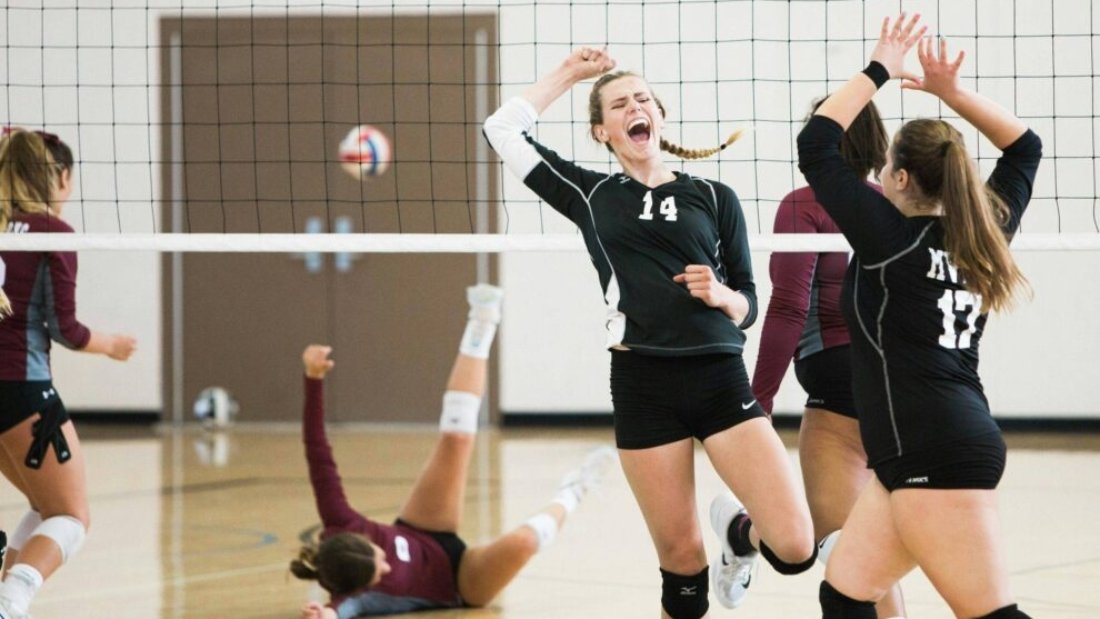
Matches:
[482,96,543,181]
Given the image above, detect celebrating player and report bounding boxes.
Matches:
[484,48,816,618]
[798,14,1041,619]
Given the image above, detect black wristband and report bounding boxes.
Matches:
[861,61,890,89]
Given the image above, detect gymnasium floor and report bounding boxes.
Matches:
[3,424,1098,618]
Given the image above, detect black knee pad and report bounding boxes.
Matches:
[819,580,876,619]
[977,604,1032,619]
[660,567,709,619]
[760,540,817,575]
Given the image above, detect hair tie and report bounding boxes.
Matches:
[940,140,953,157]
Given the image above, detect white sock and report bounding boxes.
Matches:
[458,319,497,359]
[553,485,581,514]
[524,513,559,551]
[817,530,841,565]
[439,391,481,434]
[0,564,43,614]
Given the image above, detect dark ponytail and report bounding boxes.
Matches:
[289,532,378,596]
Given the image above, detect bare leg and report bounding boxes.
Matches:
[703,417,815,562]
[825,478,915,604]
[0,419,88,578]
[618,439,711,618]
[892,489,1014,618]
[396,353,485,532]
[456,445,613,606]
[800,409,905,617]
[0,444,35,575]
[396,284,501,532]
[457,504,566,607]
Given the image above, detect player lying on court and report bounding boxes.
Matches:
[292,284,614,618]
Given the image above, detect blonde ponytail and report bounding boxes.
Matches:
[0,129,60,223]
[659,129,745,160]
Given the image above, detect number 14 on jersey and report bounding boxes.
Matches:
[639,191,678,221]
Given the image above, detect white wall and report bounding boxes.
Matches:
[0,0,1096,417]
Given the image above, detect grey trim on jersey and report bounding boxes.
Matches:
[535,165,627,347]
[25,260,53,381]
[854,221,935,457]
[336,591,446,618]
[691,175,755,330]
[484,97,629,347]
[797,283,825,359]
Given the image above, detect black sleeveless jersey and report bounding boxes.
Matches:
[798,116,1042,465]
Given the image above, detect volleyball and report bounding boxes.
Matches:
[193,386,239,429]
[339,124,391,179]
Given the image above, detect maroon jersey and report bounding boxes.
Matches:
[302,378,463,613]
[751,186,864,414]
[0,213,91,381]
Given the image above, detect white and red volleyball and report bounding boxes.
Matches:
[339,124,391,179]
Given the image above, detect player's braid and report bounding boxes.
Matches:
[660,129,744,160]
[288,545,321,580]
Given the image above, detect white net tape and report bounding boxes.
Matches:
[1,232,1097,253]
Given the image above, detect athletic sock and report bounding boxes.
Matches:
[458,319,497,359]
[727,512,755,556]
[0,564,43,615]
[524,513,559,551]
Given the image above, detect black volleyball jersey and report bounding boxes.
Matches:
[484,97,757,356]
[798,115,1042,465]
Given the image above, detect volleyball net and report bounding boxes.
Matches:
[1,0,1098,253]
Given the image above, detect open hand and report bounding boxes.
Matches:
[300,601,336,619]
[869,13,926,81]
[901,36,965,100]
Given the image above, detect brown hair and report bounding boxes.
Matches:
[891,119,1027,312]
[810,97,888,178]
[289,533,377,596]
[0,129,71,230]
[588,71,741,160]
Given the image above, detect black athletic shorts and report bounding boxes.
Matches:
[794,345,857,419]
[874,431,1007,491]
[394,518,467,579]
[0,380,68,434]
[610,351,766,450]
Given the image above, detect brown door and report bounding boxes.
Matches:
[161,14,499,423]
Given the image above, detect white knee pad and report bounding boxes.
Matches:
[9,510,43,551]
[32,515,86,563]
[439,391,481,434]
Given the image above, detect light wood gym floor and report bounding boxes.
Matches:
[2,424,1097,618]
